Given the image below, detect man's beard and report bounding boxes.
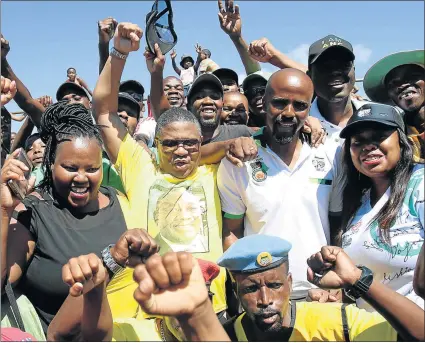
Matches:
[272,119,297,145]
[252,309,284,333]
[199,114,220,130]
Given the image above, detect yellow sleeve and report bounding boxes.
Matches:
[115,133,155,202]
[345,305,398,341]
[112,318,161,342]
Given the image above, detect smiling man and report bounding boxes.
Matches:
[218,68,344,300]
[221,91,249,125]
[363,50,425,163]
[308,35,369,148]
[186,73,253,144]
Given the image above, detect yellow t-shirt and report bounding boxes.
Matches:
[114,134,227,315]
[106,193,141,319]
[231,302,397,341]
[112,318,162,341]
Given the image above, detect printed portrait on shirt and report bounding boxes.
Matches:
[148,179,210,254]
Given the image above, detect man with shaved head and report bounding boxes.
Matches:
[218,68,345,300]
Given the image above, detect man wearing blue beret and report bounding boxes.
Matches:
[217,235,424,341]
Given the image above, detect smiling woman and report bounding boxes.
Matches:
[0,101,137,334]
[335,103,424,312]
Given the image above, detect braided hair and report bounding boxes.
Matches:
[38,101,103,192]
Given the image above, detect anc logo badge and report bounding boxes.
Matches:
[257,252,273,267]
[250,158,268,182]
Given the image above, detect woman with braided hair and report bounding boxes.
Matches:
[1,101,157,335]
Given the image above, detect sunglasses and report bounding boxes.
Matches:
[157,139,201,152]
[126,92,144,103]
[246,85,266,99]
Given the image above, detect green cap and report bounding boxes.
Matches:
[363,50,424,104]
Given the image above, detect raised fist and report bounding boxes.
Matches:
[133,252,209,317]
[98,17,118,43]
[110,228,159,267]
[1,76,16,106]
[1,34,10,60]
[62,253,108,297]
[248,38,277,63]
[113,22,143,55]
[170,49,177,60]
[36,95,53,108]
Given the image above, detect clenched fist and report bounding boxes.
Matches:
[133,252,209,317]
[110,228,159,268]
[1,76,16,106]
[113,22,143,55]
[248,38,277,63]
[1,34,10,60]
[62,253,107,297]
[98,17,118,43]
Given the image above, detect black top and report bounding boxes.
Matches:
[203,125,254,145]
[13,186,127,333]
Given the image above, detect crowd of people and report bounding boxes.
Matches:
[1,0,424,341]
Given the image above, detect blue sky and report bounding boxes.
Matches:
[2,1,424,132]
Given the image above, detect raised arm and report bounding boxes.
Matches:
[248,37,308,73]
[308,246,425,341]
[11,117,34,152]
[193,43,203,74]
[98,17,118,75]
[170,50,181,76]
[76,76,93,97]
[133,252,230,341]
[47,254,112,342]
[217,0,260,75]
[1,151,36,291]
[144,44,170,120]
[92,22,142,163]
[48,229,158,341]
[1,35,45,128]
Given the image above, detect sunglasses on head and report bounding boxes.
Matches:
[126,92,144,103]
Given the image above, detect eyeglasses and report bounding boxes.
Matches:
[157,139,201,152]
[245,85,266,99]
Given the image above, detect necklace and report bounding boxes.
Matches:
[159,319,167,342]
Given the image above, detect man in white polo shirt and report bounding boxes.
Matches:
[217,68,343,300]
[307,35,369,147]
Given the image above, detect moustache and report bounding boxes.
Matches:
[273,118,297,142]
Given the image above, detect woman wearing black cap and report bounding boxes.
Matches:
[335,103,424,311]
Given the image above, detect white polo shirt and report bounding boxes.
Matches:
[309,96,369,147]
[217,131,344,298]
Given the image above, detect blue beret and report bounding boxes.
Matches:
[217,235,292,273]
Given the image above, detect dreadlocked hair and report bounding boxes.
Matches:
[38,101,103,192]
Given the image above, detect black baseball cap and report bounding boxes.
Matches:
[213,68,239,86]
[308,35,355,66]
[56,82,91,101]
[119,80,145,102]
[187,74,224,105]
[118,92,141,119]
[340,103,405,139]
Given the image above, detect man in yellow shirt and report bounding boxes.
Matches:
[92,22,241,317]
[218,235,424,341]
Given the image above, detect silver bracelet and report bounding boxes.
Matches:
[110,47,128,60]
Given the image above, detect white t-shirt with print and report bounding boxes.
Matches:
[217,136,344,298]
[342,165,424,311]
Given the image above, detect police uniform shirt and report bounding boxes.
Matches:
[217,129,344,298]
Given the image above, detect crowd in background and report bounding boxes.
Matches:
[1,0,424,341]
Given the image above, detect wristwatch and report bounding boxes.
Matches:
[110,47,128,60]
[344,266,374,301]
[101,244,124,275]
